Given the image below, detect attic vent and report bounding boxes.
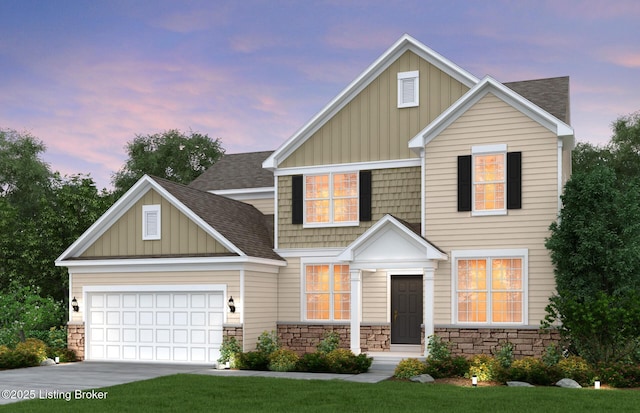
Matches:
[397,70,419,108]
[142,204,161,240]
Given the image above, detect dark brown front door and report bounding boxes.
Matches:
[391,275,423,344]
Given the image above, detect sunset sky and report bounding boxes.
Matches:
[1,1,638,190]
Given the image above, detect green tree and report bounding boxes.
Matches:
[111,129,224,196]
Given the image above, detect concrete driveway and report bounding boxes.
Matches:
[0,362,211,405]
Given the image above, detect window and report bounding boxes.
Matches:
[457,146,521,213]
[305,264,350,320]
[397,71,419,108]
[454,252,526,324]
[305,172,358,225]
[142,205,161,240]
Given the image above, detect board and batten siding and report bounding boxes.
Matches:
[424,93,560,325]
[277,167,421,249]
[280,50,469,168]
[70,271,241,324]
[243,269,278,351]
[81,189,231,257]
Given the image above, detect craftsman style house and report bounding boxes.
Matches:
[57,35,572,364]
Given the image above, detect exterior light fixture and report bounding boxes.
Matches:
[228,296,236,313]
[472,374,478,387]
[594,380,601,389]
[71,297,79,312]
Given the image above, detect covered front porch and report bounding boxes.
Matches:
[337,215,448,356]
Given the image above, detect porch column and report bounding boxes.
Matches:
[350,269,362,354]
[423,263,436,356]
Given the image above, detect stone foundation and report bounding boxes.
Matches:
[223,325,244,350]
[277,323,390,355]
[434,327,561,358]
[67,322,85,361]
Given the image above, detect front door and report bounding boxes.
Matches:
[391,275,423,344]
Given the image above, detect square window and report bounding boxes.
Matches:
[304,173,358,225]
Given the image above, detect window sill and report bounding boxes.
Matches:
[303,221,359,229]
[471,210,507,217]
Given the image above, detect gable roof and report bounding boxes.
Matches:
[408,75,574,151]
[189,150,274,191]
[504,76,570,124]
[263,34,478,170]
[57,175,283,263]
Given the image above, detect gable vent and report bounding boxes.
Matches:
[398,70,419,108]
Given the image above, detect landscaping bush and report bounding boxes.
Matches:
[297,352,330,373]
[426,335,451,361]
[557,356,595,386]
[466,354,500,382]
[326,349,372,374]
[493,342,514,368]
[0,338,48,369]
[394,358,427,379]
[317,331,340,354]
[597,362,640,388]
[236,351,269,371]
[504,357,560,386]
[47,347,77,363]
[256,330,280,357]
[542,343,563,366]
[268,348,300,372]
[425,355,469,378]
[218,336,242,367]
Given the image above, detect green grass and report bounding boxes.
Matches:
[1,374,639,413]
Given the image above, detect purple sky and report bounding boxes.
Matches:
[1,1,638,190]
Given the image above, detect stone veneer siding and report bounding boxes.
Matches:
[277,324,391,355]
[223,324,244,350]
[434,327,561,357]
[67,322,85,361]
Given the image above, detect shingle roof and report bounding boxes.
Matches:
[188,150,274,192]
[504,76,570,124]
[153,176,283,261]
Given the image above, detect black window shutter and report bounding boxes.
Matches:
[291,175,303,224]
[359,170,372,222]
[507,152,522,209]
[458,155,472,212]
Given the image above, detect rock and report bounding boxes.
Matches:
[410,374,435,383]
[40,358,56,366]
[556,378,582,388]
[507,381,534,387]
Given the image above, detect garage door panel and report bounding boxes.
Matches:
[87,291,224,363]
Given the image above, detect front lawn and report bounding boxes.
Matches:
[1,374,638,413]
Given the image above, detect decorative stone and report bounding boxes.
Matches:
[556,378,582,388]
[410,374,435,383]
[507,381,534,387]
[40,358,56,366]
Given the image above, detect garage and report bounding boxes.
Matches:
[85,286,225,364]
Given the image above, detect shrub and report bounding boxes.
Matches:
[505,357,560,386]
[557,356,595,386]
[47,347,77,363]
[466,354,499,382]
[256,330,280,357]
[493,342,514,368]
[394,358,427,379]
[45,327,67,350]
[326,349,372,374]
[0,338,48,369]
[597,362,640,388]
[236,351,269,371]
[426,335,451,361]
[218,336,242,367]
[317,331,340,354]
[424,355,469,379]
[268,348,300,372]
[542,343,562,366]
[297,352,330,373]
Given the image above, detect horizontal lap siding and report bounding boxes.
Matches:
[240,197,274,215]
[70,271,241,324]
[81,190,230,257]
[425,93,559,325]
[277,258,301,320]
[363,271,388,322]
[243,270,278,351]
[278,167,421,248]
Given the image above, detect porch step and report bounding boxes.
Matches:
[367,351,425,372]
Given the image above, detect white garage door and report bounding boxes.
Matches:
[86,290,224,363]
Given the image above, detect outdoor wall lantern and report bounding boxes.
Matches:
[471,374,478,387]
[71,297,79,312]
[228,296,236,313]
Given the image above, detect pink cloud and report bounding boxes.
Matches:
[599,50,640,68]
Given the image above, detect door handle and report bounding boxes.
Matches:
[393,309,398,321]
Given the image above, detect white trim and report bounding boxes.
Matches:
[471,210,508,217]
[303,171,359,227]
[420,148,426,236]
[557,139,563,216]
[83,284,227,293]
[300,257,352,323]
[142,204,161,240]
[274,177,279,250]
[273,158,420,177]
[239,269,245,325]
[263,34,478,170]
[397,70,419,108]
[450,249,528,326]
[211,187,274,201]
[471,144,507,155]
[275,248,344,258]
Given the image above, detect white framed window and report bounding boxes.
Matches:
[304,263,350,321]
[452,249,527,325]
[142,204,161,240]
[305,172,358,226]
[397,70,419,108]
[472,144,506,215]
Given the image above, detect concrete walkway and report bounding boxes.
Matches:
[0,356,402,405]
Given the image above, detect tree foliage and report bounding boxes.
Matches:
[111,129,224,196]
[545,112,640,364]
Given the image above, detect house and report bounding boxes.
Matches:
[57,34,572,364]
